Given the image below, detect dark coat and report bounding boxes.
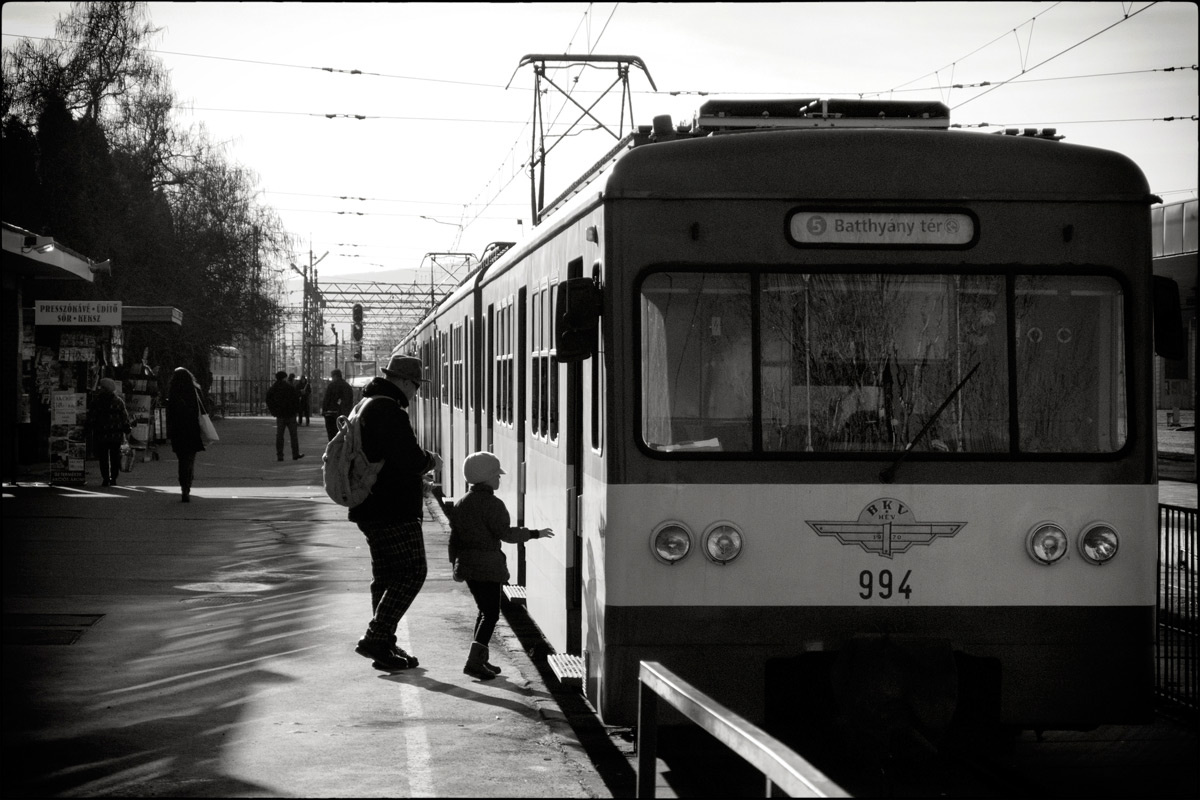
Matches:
[447,484,539,582]
[167,382,206,456]
[265,379,300,418]
[321,377,355,417]
[89,392,132,445]
[347,377,436,523]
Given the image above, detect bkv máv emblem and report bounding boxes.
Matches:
[806,499,965,559]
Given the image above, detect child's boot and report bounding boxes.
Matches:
[463,642,496,680]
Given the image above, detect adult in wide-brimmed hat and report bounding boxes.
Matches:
[380,354,430,384]
[347,354,441,672]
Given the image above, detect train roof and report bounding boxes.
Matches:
[606,127,1151,203]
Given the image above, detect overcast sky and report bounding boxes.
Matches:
[4,2,1197,298]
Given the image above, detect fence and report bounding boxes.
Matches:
[1158,503,1199,720]
[206,378,322,420]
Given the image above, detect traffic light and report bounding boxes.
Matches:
[352,303,363,343]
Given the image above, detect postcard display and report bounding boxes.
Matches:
[42,332,99,485]
[126,369,156,460]
[30,301,123,485]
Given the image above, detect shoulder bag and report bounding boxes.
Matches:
[195,387,219,444]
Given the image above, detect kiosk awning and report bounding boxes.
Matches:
[3,222,99,282]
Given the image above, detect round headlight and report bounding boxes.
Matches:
[651,522,692,565]
[702,522,744,565]
[1079,523,1119,565]
[1026,522,1068,565]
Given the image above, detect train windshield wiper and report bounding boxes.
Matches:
[880,362,980,484]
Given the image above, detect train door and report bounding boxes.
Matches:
[516,287,528,585]
[486,304,494,453]
[441,327,454,496]
[431,328,443,488]
[564,257,585,655]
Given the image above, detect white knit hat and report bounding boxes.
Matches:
[463,451,505,484]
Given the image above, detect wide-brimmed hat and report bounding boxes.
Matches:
[381,355,429,383]
[463,451,505,484]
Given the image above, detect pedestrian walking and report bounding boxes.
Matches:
[349,355,441,671]
[88,377,132,487]
[447,451,553,680]
[297,376,312,426]
[321,368,355,441]
[165,367,205,502]
[265,370,304,461]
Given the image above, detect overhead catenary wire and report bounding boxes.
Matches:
[5,3,1189,266]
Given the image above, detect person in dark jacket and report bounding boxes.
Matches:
[349,355,441,672]
[296,375,312,426]
[321,368,355,441]
[166,367,205,502]
[88,377,132,487]
[448,451,553,680]
[265,370,303,461]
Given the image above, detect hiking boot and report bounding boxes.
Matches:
[355,638,415,670]
[463,642,497,681]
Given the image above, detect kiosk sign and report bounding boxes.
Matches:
[789,210,975,247]
[36,300,122,326]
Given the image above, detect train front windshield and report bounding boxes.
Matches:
[640,271,1126,455]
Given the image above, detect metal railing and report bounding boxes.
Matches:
[1158,503,1198,719]
[636,660,849,798]
[205,378,320,420]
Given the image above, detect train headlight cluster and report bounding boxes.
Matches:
[1078,523,1120,565]
[1027,522,1069,565]
[651,520,746,566]
[1025,521,1120,566]
[702,522,744,565]
[651,522,692,565]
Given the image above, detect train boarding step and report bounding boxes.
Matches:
[548,653,584,688]
[502,585,526,605]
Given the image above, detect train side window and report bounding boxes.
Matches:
[464,318,470,413]
[436,331,446,407]
[532,290,541,439]
[500,302,510,425]
[544,286,552,438]
[452,324,463,410]
[495,303,504,424]
[486,306,494,423]
[549,283,559,442]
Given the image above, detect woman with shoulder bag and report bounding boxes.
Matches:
[166,367,206,502]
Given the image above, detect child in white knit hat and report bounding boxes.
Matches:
[448,451,553,680]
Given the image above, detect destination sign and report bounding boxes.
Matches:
[789,210,975,247]
[36,300,122,326]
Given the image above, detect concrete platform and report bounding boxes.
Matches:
[2,418,610,798]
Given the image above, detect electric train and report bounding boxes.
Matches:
[395,97,1183,734]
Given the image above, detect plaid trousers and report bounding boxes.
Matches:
[357,519,428,643]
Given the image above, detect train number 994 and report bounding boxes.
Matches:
[859,569,913,600]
